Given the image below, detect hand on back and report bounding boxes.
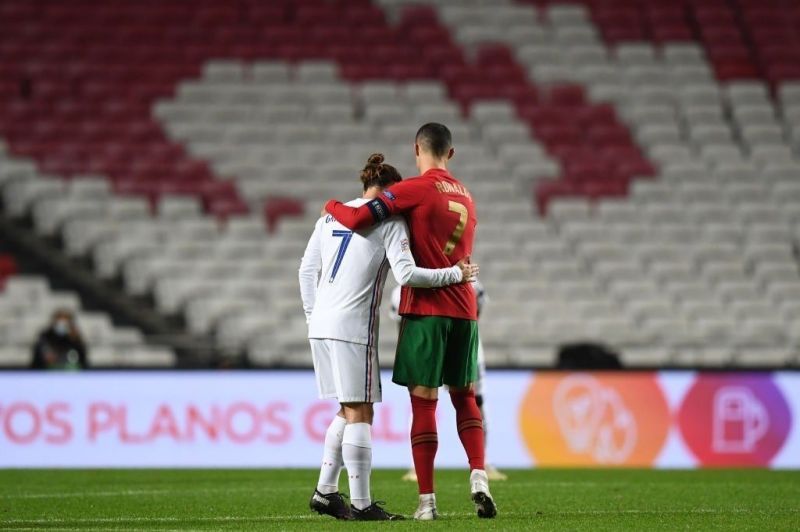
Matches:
[455,256,479,283]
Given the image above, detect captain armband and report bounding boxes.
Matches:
[366,197,390,223]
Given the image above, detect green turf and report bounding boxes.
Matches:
[0,469,798,530]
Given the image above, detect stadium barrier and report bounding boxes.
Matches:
[0,371,797,468]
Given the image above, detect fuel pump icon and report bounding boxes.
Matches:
[712,386,768,453]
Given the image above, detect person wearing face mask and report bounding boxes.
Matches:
[31,309,88,370]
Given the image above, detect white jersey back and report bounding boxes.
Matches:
[299,198,463,347]
[303,199,394,345]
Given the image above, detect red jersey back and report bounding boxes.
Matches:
[380,168,478,320]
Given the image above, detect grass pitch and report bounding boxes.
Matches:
[1,469,798,530]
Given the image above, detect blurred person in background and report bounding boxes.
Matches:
[388,279,507,482]
[300,154,477,521]
[31,309,88,370]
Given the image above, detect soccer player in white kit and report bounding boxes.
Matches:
[299,154,478,521]
[388,280,508,482]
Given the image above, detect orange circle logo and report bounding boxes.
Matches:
[519,373,670,466]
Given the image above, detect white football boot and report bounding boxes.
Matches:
[413,493,438,521]
[486,463,508,481]
[470,469,497,518]
[401,468,418,482]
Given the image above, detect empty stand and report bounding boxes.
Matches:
[0,275,175,367]
[0,0,798,368]
[376,0,800,367]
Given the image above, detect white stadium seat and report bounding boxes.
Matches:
[1,4,797,370]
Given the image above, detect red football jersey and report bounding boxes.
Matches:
[325,168,478,320]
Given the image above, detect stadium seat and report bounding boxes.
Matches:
[1,0,798,368]
[0,273,173,367]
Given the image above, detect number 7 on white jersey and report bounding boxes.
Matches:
[329,230,353,282]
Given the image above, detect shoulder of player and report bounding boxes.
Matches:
[344,198,368,207]
[312,213,328,230]
[426,174,474,201]
[378,215,407,234]
[390,175,433,189]
[379,177,433,204]
[318,198,363,229]
[396,173,459,192]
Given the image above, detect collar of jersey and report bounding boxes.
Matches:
[421,168,451,179]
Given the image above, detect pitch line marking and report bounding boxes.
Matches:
[506,480,800,488]
[0,485,308,500]
[3,508,799,526]
[1,515,319,525]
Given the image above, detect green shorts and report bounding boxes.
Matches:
[392,315,479,389]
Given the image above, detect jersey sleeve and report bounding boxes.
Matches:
[298,218,323,322]
[324,178,429,230]
[382,217,462,288]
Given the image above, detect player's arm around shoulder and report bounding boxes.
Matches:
[322,196,388,231]
[381,217,478,288]
[323,177,430,230]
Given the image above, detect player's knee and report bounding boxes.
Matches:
[341,402,374,424]
[448,386,476,406]
[448,385,474,396]
[409,385,438,400]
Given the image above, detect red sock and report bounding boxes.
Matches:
[410,395,438,494]
[450,389,485,471]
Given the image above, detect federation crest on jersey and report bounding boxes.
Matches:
[382,190,396,201]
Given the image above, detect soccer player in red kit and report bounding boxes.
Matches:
[324,123,497,520]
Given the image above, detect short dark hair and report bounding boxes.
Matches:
[415,122,452,158]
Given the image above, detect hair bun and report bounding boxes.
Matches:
[367,153,385,165]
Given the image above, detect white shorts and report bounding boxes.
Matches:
[310,339,382,403]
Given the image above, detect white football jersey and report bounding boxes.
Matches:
[299,198,462,346]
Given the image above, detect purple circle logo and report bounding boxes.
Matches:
[678,374,791,466]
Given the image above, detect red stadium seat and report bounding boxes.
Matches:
[583,179,629,201]
[0,0,792,221]
[263,197,304,233]
[587,124,633,147]
[0,255,19,291]
[545,85,587,106]
[534,180,583,216]
[535,125,582,146]
[208,198,250,221]
[576,104,618,127]
[652,24,694,42]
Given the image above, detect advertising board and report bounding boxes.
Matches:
[1,371,797,468]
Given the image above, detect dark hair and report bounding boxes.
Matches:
[415,122,452,158]
[51,308,75,322]
[360,153,402,191]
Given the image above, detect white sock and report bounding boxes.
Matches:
[316,415,346,494]
[419,493,436,506]
[342,422,372,510]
